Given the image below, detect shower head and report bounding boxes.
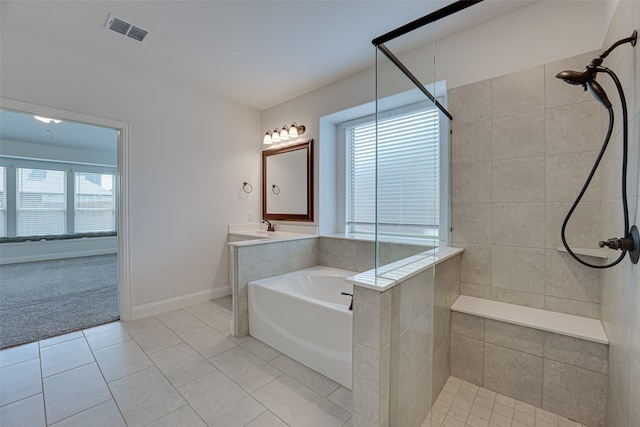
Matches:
[585,79,612,108]
[555,68,596,86]
[555,30,637,108]
[555,57,611,108]
[555,67,612,108]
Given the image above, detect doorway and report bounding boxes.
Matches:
[0,100,129,348]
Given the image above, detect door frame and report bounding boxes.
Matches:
[0,98,131,320]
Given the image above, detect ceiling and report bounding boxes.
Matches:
[0,0,539,112]
[0,109,118,152]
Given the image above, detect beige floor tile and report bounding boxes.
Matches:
[50,399,126,427]
[40,337,94,377]
[109,366,186,427]
[146,405,207,427]
[178,370,265,426]
[328,386,352,412]
[156,309,206,334]
[0,358,42,406]
[269,354,339,397]
[253,375,350,427]
[148,342,217,388]
[43,363,111,424]
[127,322,183,355]
[83,321,132,351]
[210,346,282,393]
[0,393,45,427]
[0,342,39,368]
[39,331,84,348]
[245,410,290,427]
[200,311,233,335]
[234,335,281,362]
[93,340,153,382]
[178,325,237,358]
[184,301,227,319]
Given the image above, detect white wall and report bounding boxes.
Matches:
[261,0,614,235]
[0,23,262,318]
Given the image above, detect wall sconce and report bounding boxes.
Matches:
[262,122,306,144]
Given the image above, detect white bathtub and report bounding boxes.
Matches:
[248,266,356,389]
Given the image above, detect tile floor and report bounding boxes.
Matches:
[0,296,589,427]
[429,376,589,427]
[0,296,351,427]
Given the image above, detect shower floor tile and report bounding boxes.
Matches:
[427,376,588,427]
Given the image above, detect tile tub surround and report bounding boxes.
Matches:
[229,237,320,337]
[350,249,462,427]
[449,51,610,319]
[230,234,434,337]
[450,306,609,427]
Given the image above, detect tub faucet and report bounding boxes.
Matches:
[263,219,275,232]
[341,292,353,311]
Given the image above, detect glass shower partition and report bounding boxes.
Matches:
[372,7,455,426]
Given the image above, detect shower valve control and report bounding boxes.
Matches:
[599,236,634,251]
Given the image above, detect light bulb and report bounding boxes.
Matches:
[288,123,298,138]
[263,131,272,144]
[271,129,281,142]
[280,126,289,140]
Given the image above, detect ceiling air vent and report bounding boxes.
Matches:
[105,14,149,43]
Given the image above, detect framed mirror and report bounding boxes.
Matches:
[262,139,313,221]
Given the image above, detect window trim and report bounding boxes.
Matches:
[336,87,450,245]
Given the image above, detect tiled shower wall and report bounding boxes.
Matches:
[598,1,640,426]
[449,51,606,319]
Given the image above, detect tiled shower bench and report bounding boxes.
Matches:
[450,295,609,427]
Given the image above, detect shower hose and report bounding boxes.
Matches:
[561,67,632,269]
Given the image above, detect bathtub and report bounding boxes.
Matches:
[248,266,356,389]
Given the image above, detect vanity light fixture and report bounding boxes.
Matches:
[34,116,62,124]
[279,126,290,140]
[262,122,306,144]
[263,131,273,144]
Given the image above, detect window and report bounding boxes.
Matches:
[17,168,66,236]
[343,102,445,241]
[0,167,5,237]
[0,161,117,240]
[75,172,115,232]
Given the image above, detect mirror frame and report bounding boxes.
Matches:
[262,139,314,222]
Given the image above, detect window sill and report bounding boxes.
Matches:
[0,231,117,244]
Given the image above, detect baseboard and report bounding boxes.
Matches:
[0,248,117,265]
[129,287,231,320]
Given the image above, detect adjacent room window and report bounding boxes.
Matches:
[0,167,5,237]
[17,168,66,236]
[0,162,117,239]
[74,172,115,233]
[343,102,444,240]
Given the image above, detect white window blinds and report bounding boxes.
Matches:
[0,167,5,237]
[17,168,66,236]
[345,105,441,238]
[74,172,115,233]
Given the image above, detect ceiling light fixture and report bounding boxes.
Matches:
[34,116,61,124]
[262,122,306,144]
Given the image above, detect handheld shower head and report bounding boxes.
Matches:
[555,68,595,86]
[586,78,612,108]
[555,66,611,108]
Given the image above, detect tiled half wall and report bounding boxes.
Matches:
[451,311,608,427]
